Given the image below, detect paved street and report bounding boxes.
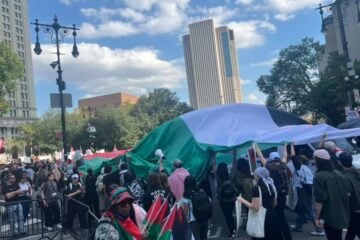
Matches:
[208,198,348,240]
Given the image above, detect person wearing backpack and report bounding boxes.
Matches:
[179,175,211,240]
[217,162,237,239]
[256,143,293,240]
[338,152,360,240]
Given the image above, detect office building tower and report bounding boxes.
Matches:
[0,0,37,140]
[183,19,242,109]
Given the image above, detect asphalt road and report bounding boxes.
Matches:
[207,198,344,240]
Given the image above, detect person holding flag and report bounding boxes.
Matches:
[94,186,148,240]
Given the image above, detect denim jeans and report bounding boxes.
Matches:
[295,188,321,232]
[7,203,25,235]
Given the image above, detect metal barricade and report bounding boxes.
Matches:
[0,194,99,240]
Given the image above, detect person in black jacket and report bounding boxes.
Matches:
[142,173,166,211]
[65,174,87,230]
[84,168,100,220]
[338,152,360,240]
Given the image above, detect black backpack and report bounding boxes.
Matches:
[190,189,212,222]
[219,180,238,202]
[270,163,290,195]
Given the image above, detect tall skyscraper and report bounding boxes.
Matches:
[0,0,37,140]
[183,19,242,109]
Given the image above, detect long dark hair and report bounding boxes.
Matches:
[315,157,334,172]
[183,175,197,198]
[216,162,229,183]
[236,158,251,177]
[147,173,161,191]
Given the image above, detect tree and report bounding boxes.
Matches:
[312,54,360,125]
[131,88,192,132]
[0,42,23,112]
[257,38,320,116]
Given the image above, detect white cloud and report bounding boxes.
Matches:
[59,0,83,5]
[244,91,266,104]
[250,57,277,67]
[80,8,145,23]
[32,43,185,98]
[80,21,139,38]
[240,79,252,85]
[228,20,276,49]
[194,6,237,26]
[274,13,295,21]
[236,0,254,5]
[235,0,328,21]
[79,0,190,38]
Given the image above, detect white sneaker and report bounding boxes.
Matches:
[56,223,63,229]
[45,227,53,231]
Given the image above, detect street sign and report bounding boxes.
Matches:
[50,93,73,108]
[345,109,360,121]
[354,89,360,103]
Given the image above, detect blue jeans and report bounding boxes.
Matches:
[295,188,321,232]
[7,203,25,235]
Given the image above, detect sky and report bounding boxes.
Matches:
[28,0,332,116]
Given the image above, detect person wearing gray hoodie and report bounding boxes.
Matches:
[338,152,360,240]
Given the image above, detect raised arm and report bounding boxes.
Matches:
[290,142,295,157]
[318,133,327,149]
[255,143,267,166]
[282,143,288,163]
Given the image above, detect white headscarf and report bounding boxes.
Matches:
[255,167,277,199]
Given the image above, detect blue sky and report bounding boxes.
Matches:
[29,0,330,116]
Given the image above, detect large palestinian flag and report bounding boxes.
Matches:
[129,103,360,181]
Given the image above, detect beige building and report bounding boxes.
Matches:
[183,19,242,109]
[78,92,139,115]
[318,0,360,72]
[0,0,37,140]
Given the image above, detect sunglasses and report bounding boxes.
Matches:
[118,200,132,208]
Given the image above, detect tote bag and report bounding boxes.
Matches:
[246,186,266,238]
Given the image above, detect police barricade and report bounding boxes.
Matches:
[0,194,99,240]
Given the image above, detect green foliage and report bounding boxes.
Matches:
[312,54,360,125]
[257,37,360,125]
[16,88,192,154]
[257,38,320,116]
[0,42,23,112]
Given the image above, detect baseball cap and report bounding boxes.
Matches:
[269,152,280,161]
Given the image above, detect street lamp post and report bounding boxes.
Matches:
[31,16,79,159]
[318,0,360,110]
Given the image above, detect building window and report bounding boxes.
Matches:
[221,31,233,77]
[17,43,24,50]
[2,7,9,14]
[16,35,23,42]
[18,51,24,58]
[2,15,9,22]
[16,27,23,34]
[3,31,10,38]
[2,0,9,6]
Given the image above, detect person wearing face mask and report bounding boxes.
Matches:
[94,186,147,240]
[238,167,284,240]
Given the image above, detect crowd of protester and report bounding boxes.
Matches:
[0,136,359,240]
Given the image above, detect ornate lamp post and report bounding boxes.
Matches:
[31,16,79,159]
